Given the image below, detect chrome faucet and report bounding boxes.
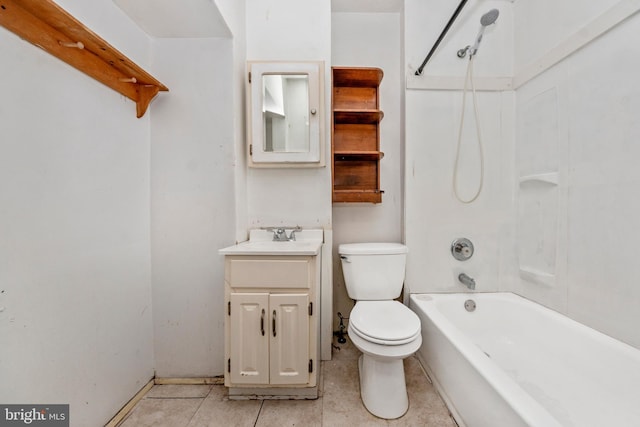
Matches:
[269,227,302,242]
[272,228,289,241]
[458,273,476,290]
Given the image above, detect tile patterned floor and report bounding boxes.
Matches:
[117,337,456,426]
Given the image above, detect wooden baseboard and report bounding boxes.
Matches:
[104,379,154,427]
[154,377,224,385]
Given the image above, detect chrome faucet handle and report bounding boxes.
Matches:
[287,226,302,241]
[451,238,474,261]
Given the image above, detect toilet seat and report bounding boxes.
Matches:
[349,301,421,345]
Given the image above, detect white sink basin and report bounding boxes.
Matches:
[219,229,323,256]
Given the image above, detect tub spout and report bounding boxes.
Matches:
[458,273,476,290]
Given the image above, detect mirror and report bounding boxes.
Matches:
[262,74,310,153]
[248,62,323,167]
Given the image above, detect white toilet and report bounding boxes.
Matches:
[338,242,421,419]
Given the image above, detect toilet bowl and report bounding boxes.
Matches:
[349,300,421,347]
[338,243,421,419]
[347,300,422,419]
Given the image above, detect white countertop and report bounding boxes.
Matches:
[219,229,323,256]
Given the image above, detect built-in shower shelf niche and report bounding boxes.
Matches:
[0,0,168,118]
[519,172,559,186]
[517,169,559,288]
[518,266,555,287]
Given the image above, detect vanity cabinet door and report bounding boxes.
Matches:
[229,292,311,386]
[229,293,269,385]
[269,293,310,385]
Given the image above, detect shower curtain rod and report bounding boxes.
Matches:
[415,0,468,76]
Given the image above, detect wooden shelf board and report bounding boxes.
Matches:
[0,0,168,118]
[332,189,383,204]
[333,109,384,124]
[334,151,384,161]
[333,67,383,88]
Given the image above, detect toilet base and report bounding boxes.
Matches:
[358,354,409,419]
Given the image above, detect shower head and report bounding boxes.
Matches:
[468,8,499,57]
[480,8,500,27]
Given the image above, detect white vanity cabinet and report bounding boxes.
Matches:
[222,252,320,398]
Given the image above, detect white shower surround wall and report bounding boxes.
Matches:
[410,293,640,427]
[405,0,640,351]
[404,0,516,302]
[407,0,640,92]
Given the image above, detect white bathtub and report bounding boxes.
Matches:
[409,292,640,427]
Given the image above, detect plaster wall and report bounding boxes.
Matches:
[150,38,235,377]
[244,0,333,359]
[244,0,332,229]
[213,0,249,244]
[0,1,155,424]
[331,11,404,328]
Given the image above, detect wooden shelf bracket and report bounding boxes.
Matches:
[0,0,168,118]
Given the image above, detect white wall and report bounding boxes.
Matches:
[331,11,404,326]
[404,0,516,295]
[146,0,337,376]
[512,1,640,349]
[245,0,332,229]
[0,1,155,425]
[150,38,235,377]
[513,0,620,74]
[213,0,249,245]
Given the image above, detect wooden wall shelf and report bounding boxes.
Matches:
[0,0,168,118]
[331,67,384,204]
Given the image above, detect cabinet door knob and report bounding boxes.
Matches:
[261,309,265,336]
[272,310,277,337]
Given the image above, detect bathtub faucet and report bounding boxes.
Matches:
[458,273,476,290]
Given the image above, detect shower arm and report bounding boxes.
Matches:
[415,0,468,76]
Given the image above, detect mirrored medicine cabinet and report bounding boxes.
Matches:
[247,61,324,167]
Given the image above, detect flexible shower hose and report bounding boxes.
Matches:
[453,55,484,203]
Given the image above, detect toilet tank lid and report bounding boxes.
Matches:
[338,242,408,255]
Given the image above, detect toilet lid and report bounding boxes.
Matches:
[349,301,421,345]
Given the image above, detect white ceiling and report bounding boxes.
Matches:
[113,0,231,38]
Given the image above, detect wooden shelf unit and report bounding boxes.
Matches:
[0,0,168,118]
[331,67,384,203]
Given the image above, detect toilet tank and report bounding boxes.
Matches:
[338,243,408,300]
